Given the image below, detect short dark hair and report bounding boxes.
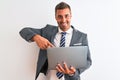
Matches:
[55,2,71,14]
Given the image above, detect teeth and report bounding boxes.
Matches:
[62,23,66,26]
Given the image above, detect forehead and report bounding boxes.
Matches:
[56,8,71,15]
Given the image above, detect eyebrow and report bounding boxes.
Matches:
[57,14,71,18]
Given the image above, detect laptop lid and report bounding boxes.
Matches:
[47,46,88,70]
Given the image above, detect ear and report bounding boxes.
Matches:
[55,15,57,20]
[70,12,72,17]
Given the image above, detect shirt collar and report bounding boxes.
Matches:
[58,27,73,34]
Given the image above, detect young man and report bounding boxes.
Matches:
[19,2,92,80]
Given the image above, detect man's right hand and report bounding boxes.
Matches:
[32,34,54,50]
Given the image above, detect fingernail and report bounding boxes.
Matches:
[63,61,65,64]
[57,63,60,65]
[70,66,73,68]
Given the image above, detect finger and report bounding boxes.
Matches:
[63,62,69,73]
[69,66,76,73]
[46,41,54,49]
[48,42,54,47]
[39,44,46,50]
[47,44,54,48]
[43,42,51,49]
[42,45,48,50]
[56,66,62,72]
[37,41,48,50]
[57,64,65,73]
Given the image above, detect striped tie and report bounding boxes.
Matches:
[56,32,66,79]
[60,32,66,47]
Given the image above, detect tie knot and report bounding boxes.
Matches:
[61,32,66,35]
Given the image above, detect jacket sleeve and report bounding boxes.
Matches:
[19,24,56,42]
[64,34,92,80]
[19,27,43,42]
[79,34,92,74]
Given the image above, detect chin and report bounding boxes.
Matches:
[61,27,69,31]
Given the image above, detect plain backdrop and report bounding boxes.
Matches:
[0,0,120,80]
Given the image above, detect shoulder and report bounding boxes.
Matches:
[44,24,57,30]
[71,25,87,36]
[41,24,58,35]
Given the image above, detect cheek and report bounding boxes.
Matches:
[67,19,71,22]
[56,19,61,23]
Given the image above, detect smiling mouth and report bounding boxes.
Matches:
[60,22,67,26]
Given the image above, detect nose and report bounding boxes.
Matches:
[61,17,66,22]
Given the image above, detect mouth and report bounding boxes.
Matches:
[60,22,67,27]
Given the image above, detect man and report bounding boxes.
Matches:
[19,2,92,80]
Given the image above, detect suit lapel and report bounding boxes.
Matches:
[70,26,80,46]
[50,27,58,44]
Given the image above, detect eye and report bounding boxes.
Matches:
[65,14,70,19]
[57,15,62,19]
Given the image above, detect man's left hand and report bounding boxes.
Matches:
[56,62,76,76]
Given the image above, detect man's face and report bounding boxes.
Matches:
[55,8,72,31]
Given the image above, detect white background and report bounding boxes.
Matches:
[0,0,120,80]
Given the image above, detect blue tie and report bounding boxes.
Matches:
[56,32,66,79]
[60,32,66,47]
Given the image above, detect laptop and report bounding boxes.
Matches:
[47,46,88,70]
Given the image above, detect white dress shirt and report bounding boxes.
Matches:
[54,27,73,47]
[46,27,73,80]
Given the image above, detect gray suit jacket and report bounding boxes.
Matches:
[19,24,92,80]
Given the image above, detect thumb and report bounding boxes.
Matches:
[70,66,76,73]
